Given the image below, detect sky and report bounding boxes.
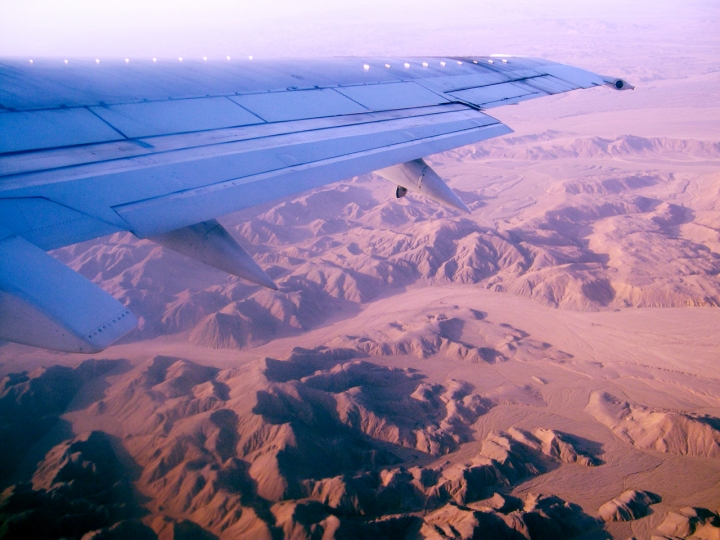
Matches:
[0,0,713,60]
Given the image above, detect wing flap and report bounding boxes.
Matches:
[2,106,500,225]
[0,230,137,352]
[0,104,472,177]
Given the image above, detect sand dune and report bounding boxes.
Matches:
[653,507,720,539]
[586,391,720,458]
[421,493,601,540]
[329,305,572,369]
[599,490,662,522]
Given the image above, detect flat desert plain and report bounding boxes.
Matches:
[2,9,720,540]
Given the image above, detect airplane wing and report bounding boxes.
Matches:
[0,56,632,352]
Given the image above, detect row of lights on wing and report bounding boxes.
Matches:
[29,56,255,64]
[30,57,508,68]
[363,58,508,70]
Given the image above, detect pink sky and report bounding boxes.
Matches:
[0,0,710,59]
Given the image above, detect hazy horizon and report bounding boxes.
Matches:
[1,0,716,60]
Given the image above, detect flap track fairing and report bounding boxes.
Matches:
[149,219,278,290]
[377,159,471,214]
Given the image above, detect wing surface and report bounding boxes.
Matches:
[0,56,630,241]
[0,55,631,351]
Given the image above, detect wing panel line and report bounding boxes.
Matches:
[113,122,512,237]
[0,105,486,181]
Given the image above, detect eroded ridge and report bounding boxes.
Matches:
[0,348,611,539]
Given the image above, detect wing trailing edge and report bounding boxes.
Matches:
[0,229,137,352]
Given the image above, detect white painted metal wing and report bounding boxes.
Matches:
[0,56,630,351]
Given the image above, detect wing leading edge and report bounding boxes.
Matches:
[0,56,631,351]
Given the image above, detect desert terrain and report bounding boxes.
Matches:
[2,5,720,540]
